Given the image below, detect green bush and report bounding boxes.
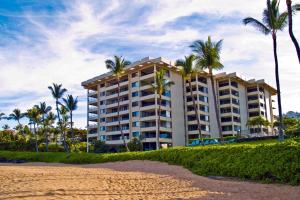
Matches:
[127,138,143,151]
[0,139,300,185]
[39,143,65,152]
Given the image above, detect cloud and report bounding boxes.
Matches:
[0,0,300,129]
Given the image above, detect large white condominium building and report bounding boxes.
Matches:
[82,57,277,150]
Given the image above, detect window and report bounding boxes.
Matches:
[165,111,171,118]
[248,95,258,101]
[100,101,104,105]
[100,126,106,131]
[188,115,196,121]
[200,115,209,122]
[220,107,231,113]
[233,107,240,114]
[100,118,105,122]
[132,111,139,117]
[199,95,208,103]
[219,89,230,96]
[222,125,233,132]
[221,117,232,122]
[234,125,241,132]
[100,83,105,87]
[132,131,140,137]
[100,135,106,141]
[100,91,105,96]
[131,81,139,88]
[219,81,229,87]
[132,101,139,107]
[198,77,207,84]
[201,125,209,131]
[249,112,260,117]
[220,98,231,105]
[248,103,259,109]
[199,86,208,93]
[132,72,138,78]
[231,90,239,97]
[163,90,171,97]
[247,87,257,93]
[132,91,139,97]
[199,105,209,112]
[100,109,106,114]
[233,116,240,123]
[231,81,238,88]
[132,121,139,127]
[232,98,239,105]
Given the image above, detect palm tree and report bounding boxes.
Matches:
[190,36,224,141]
[59,105,69,151]
[2,124,10,130]
[286,1,300,63]
[175,55,203,145]
[0,112,6,121]
[243,0,288,141]
[247,116,271,135]
[105,55,131,151]
[8,109,25,127]
[63,95,78,147]
[26,107,41,152]
[48,83,68,150]
[151,69,174,149]
[44,112,56,150]
[35,102,52,152]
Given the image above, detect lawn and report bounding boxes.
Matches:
[0,138,299,185]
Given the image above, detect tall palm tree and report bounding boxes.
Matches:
[175,55,203,145]
[35,102,52,152]
[151,69,174,149]
[8,109,25,127]
[105,55,131,151]
[63,95,78,147]
[286,1,300,63]
[44,112,56,150]
[26,107,41,152]
[243,0,288,141]
[190,36,224,141]
[48,83,68,150]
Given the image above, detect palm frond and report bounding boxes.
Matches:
[243,17,271,35]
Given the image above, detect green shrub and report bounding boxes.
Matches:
[127,138,143,151]
[0,139,300,185]
[38,143,65,152]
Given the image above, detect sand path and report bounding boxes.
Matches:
[0,160,299,200]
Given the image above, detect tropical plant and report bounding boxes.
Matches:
[63,95,78,145]
[243,0,288,141]
[59,105,69,152]
[35,102,52,151]
[105,55,131,151]
[151,69,174,149]
[26,107,41,152]
[175,55,203,144]
[0,112,6,121]
[2,124,10,130]
[286,0,300,63]
[8,109,25,127]
[247,116,271,135]
[190,36,224,141]
[48,83,68,150]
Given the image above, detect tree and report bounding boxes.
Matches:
[151,69,174,149]
[8,109,25,127]
[26,107,41,152]
[127,137,143,151]
[59,105,69,151]
[0,112,6,121]
[190,36,224,141]
[247,116,271,135]
[175,55,203,144]
[48,83,68,151]
[243,0,288,141]
[105,55,131,151]
[63,95,78,148]
[286,1,300,63]
[2,124,10,130]
[35,102,52,152]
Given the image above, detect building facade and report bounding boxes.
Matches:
[82,57,277,150]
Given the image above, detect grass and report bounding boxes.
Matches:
[0,138,299,185]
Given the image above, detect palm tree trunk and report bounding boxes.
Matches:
[209,71,223,141]
[189,78,203,144]
[287,0,300,63]
[34,124,39,152]
[272,32,284,141]
[157,94,162,150]
[70,111,75,151]
[43,115,48,152]
[56,101,68,152]
[118,78,129,151]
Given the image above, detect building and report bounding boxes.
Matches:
[81,57,277,150]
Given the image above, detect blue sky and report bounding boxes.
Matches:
[0,0,300,129]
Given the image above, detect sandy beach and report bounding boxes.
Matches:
[0,160,299,200]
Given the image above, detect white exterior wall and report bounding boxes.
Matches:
[239,83,248,132]
[207,77,219,138]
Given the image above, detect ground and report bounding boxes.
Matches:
[0,160,299,200]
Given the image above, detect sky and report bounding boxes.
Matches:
[0,0,299,129]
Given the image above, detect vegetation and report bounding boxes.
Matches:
[105,55,131,151]
[1,138,300,185]
[286,0,300,63]
[151,69,174,149]
[243,0,288,141]
[190,36,224,141]
[176,55,203,144]
[247,116,271,134]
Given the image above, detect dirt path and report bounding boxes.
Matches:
[0,161,299,200]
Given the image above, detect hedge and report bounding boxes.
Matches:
[0,139,300,185]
